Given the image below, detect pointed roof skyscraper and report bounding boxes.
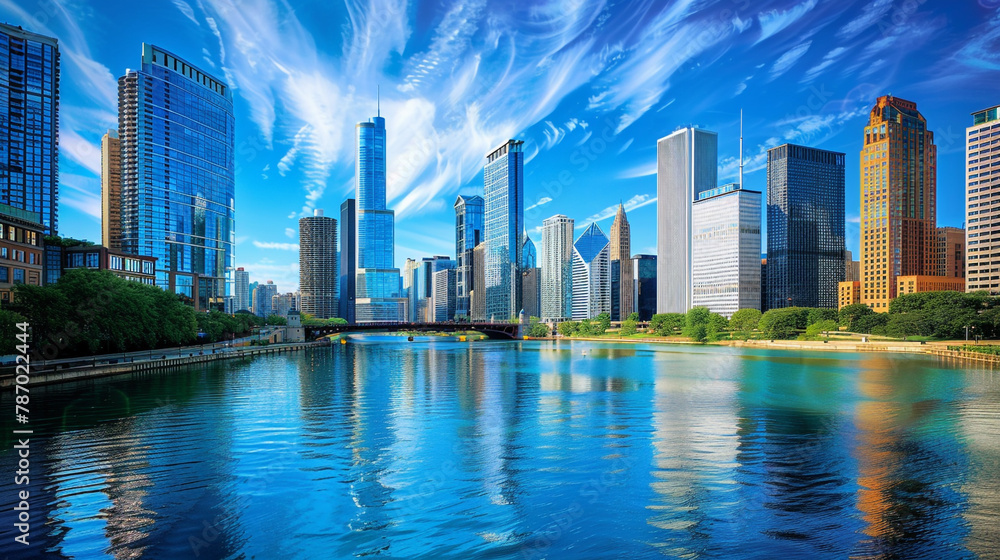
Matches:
[609,202,633,321]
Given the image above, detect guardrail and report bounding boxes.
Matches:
[0,341,326,389]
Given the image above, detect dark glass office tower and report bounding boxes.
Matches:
[632,254,657,321]
[454,194,483,319]
[0,23,59,235]
[339,198,356,323]
[119,44,235,311]
[766,143,845,309]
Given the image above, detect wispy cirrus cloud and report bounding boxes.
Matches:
[770,41,811,80]
[755,0,817,45]
[576,194,655,228]
[525,197,553,212]
[253,241,299,251]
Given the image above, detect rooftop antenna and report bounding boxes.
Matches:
[739,109,744,189]
[377,85,380,117]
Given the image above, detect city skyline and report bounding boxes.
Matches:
[0,1,997,291]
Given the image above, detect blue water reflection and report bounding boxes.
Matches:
[1,340,998,559]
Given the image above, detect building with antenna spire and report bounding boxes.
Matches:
[354,102,406,322]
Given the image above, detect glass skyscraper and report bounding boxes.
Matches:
[632,254,657,321]
[339,198,356,323]
[355,113,405,322]
[118,44,235,311]
[572,222,611,320]
[454,194,483,319]
[1,23,59,235]
[766,143,845,309]
[484,140,524,321]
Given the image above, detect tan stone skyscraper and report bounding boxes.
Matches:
[860,96,937,311]
[609,202,633,320]
[101,129,122,249]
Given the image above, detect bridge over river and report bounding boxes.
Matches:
[305,322,523,340]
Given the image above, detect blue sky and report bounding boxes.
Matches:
[3,0,999,291]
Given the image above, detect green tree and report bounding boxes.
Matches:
[620,319,637,336]
[529,322,550,338]
[557,321,579,337]
[885,312,927,340]
[626,312,640,322]
[807,308,839,326]
[839,303,874,330]
[758,308,808,339]
[266,314,287,326]
[852,313,889,334]
[595,312,611,333]
[528,317,550,338]
[650,313,685,336]
[705,312,729,341]
[682,307,711,339]
[729,309,762,338]
[0,309,28,355]
[803,319,838,340]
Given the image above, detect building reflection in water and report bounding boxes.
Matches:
[850,354,971,559]
[957,367,1000,558]
[646,350,741,557]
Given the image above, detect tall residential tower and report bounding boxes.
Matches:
[355,112,406,322]
[101,130,122,249]
[119,44,235,311]
[966,105,1000,293]
[860,96,936,310]
[484,140,524,321]
[541,214,574,321]
[299,209,338,319]
[1,23,60,235]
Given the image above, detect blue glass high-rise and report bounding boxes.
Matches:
[454,195,484,320]
[118,44,235,311]
[0,23,60,235]
[484,140,524,321]
[355,113,405,322]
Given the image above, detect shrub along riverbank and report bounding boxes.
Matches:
[547,291,1000,342]
[0,270,278,358]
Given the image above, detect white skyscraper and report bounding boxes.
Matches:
[966,104,1000,292]
[572,222,611,320]
[656,127,718,313]
[541,214,574,321]
[234,268,250,312]
[691,184,761,318]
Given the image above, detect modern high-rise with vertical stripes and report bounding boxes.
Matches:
[118,44,235,311]
[299,209,338,319]
[966,104,1000,293]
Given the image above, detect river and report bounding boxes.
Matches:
[1,338,998,559]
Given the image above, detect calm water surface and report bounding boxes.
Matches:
[1,339,998,559]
